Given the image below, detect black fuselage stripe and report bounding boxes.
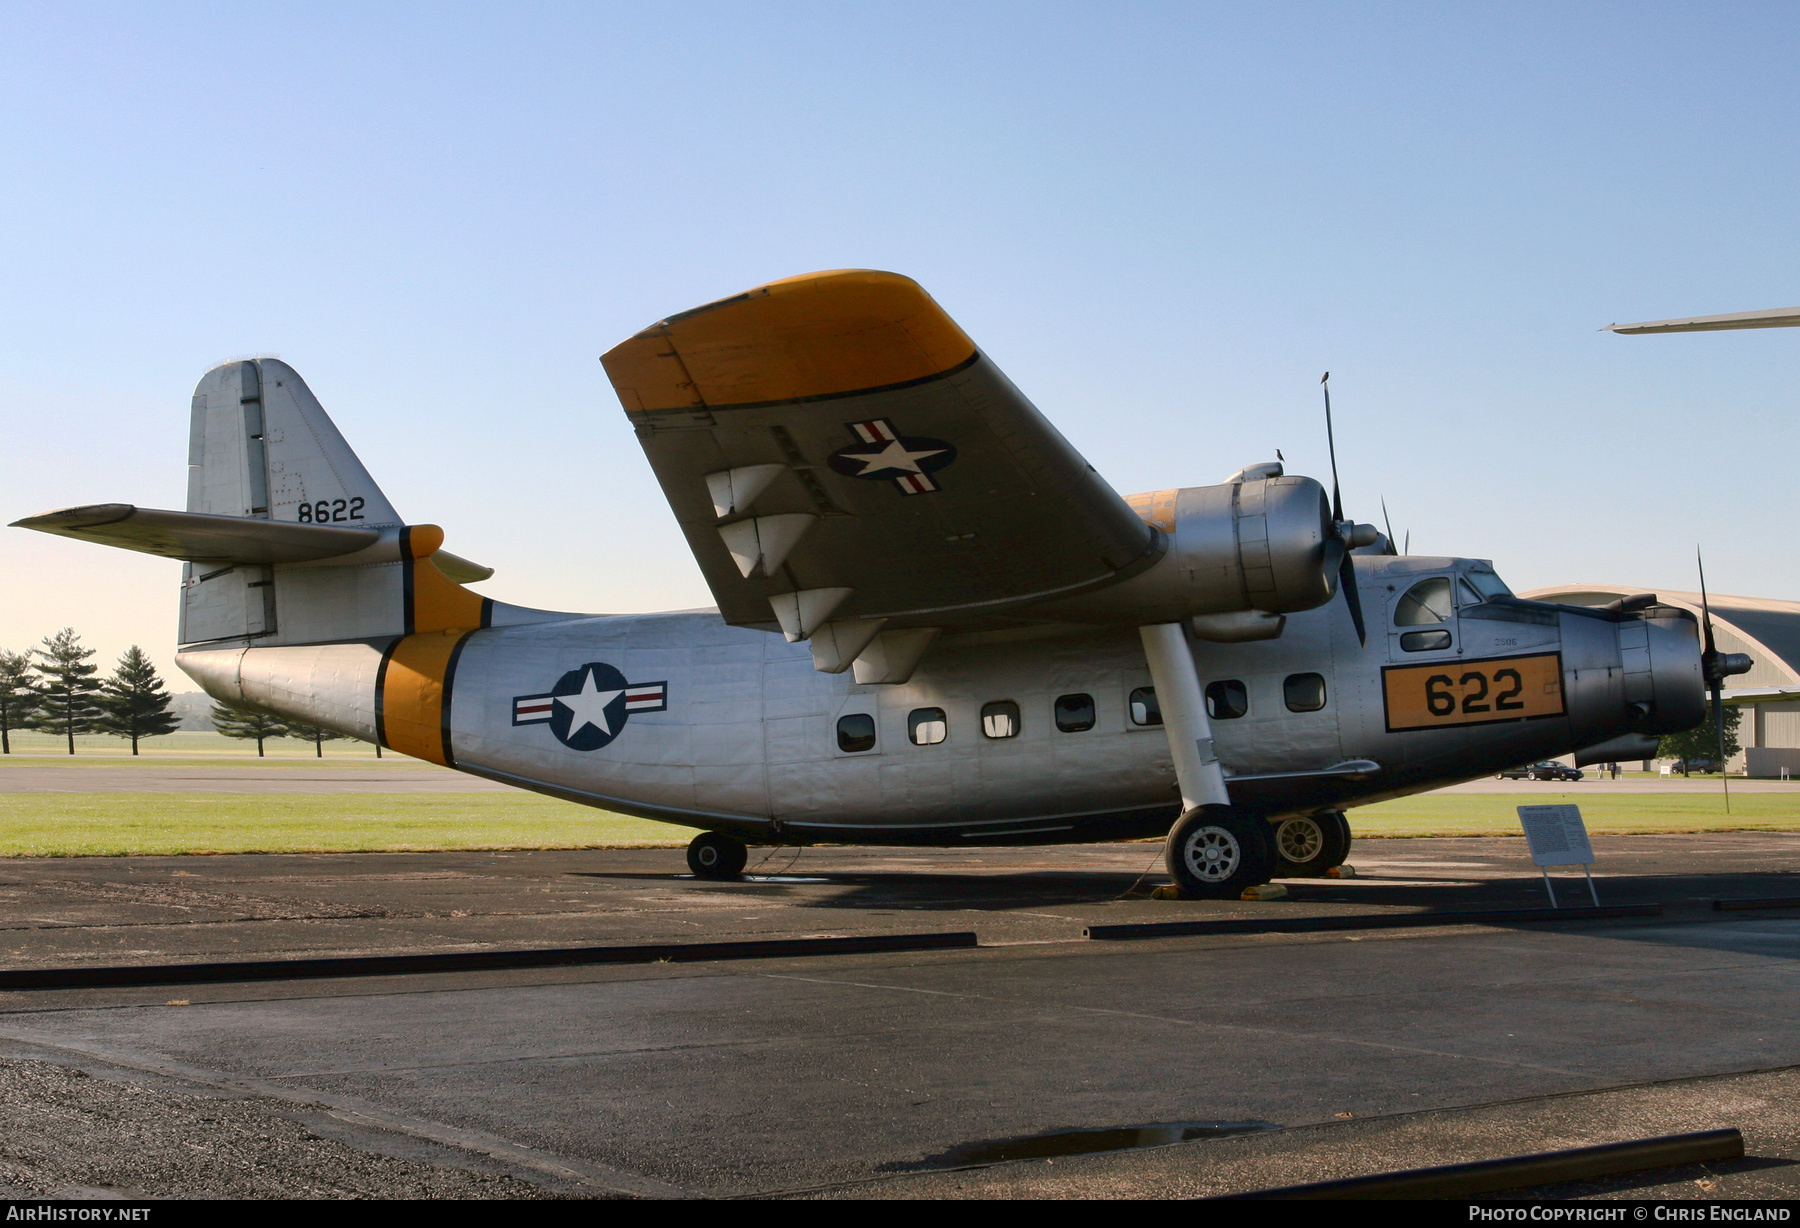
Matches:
[440,631,473,769]
[372,635,402,749]
[398,527,417,636]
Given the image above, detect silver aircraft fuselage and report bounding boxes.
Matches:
[180,552,1706,846]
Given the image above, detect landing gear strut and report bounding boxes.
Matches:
[687,832,748,880]
[1271,811,1351,877]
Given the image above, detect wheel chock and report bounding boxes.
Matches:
[1325,864,1357,879]
[1149,883,1291,901]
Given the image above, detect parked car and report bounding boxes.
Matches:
[1496,761,1584,782]
[1667,758,1720,775]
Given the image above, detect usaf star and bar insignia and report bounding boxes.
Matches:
[512,662,666,752]
[826,418,956,495]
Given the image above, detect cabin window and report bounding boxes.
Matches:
[908,707,948,746]
[981,700,1020,739]
[1284,673,1327,712]
[1205,680,1248,720]
[1129,687,1162,726]
[836,713,877,753]
[1395,577,1454,625]
[1054,693,1096,732]
[1400,629,1453,652]
[1458,577,1487,607]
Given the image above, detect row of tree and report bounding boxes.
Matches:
[0,628,366,757]
[209,702,365,757]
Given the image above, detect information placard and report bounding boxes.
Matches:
[1517,804,1594,866]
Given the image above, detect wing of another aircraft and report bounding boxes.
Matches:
[1606,306,1800,334]
[602,270,1161,638]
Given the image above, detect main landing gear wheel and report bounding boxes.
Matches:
[687,832,747,880]
[1272,811,1352,878]
[1164,805,1274,899]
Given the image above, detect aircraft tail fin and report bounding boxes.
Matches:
[12,358,508,650]
[175,359,415,645]
[11,358,562,761]
[188,358,401,527]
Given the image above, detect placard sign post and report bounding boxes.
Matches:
[1516,804,1599,908]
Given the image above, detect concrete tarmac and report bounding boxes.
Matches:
[2,836,1799,1199]
[0,761,504,794]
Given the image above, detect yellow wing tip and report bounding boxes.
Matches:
[602,270,976,413]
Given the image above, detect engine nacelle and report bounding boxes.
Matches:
[1040,475,1342,626]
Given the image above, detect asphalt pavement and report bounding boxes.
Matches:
[0,836,1797,1198]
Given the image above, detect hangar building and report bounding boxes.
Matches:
[1524,585,1800,777]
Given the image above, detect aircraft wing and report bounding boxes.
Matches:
[1605,306,1800,334]
[602,270,1160,634]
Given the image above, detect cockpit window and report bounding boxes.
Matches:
[1465,570,1512,600]
[1395,577,1454,626]
[1459,578,1486,607]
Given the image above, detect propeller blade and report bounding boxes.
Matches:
[1698,546,1730,812]
[1380,496,1398,556]
[1321,372,1363,641]
[1697,546,1718,661]
[1340,550,1366,645]
[1322,373,1344,523]
[1715,683,1731,814]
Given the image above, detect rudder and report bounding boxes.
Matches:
[181,359,404,645]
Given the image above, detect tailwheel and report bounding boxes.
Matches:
[686,831,748,880]
[1164,805,1274,899]
[1271,811,1351,878]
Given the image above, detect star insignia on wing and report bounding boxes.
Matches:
[846,439,948,476]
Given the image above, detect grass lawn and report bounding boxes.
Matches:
[0,793,699,857]
[4,782,1799,859]
[1351,792,1800,838]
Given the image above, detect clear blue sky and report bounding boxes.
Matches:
[5,2,1798,684]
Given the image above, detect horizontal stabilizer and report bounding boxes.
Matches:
[14,504,377,563]
[11,504,494,581]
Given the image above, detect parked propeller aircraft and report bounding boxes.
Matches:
[12,271,1752,896]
